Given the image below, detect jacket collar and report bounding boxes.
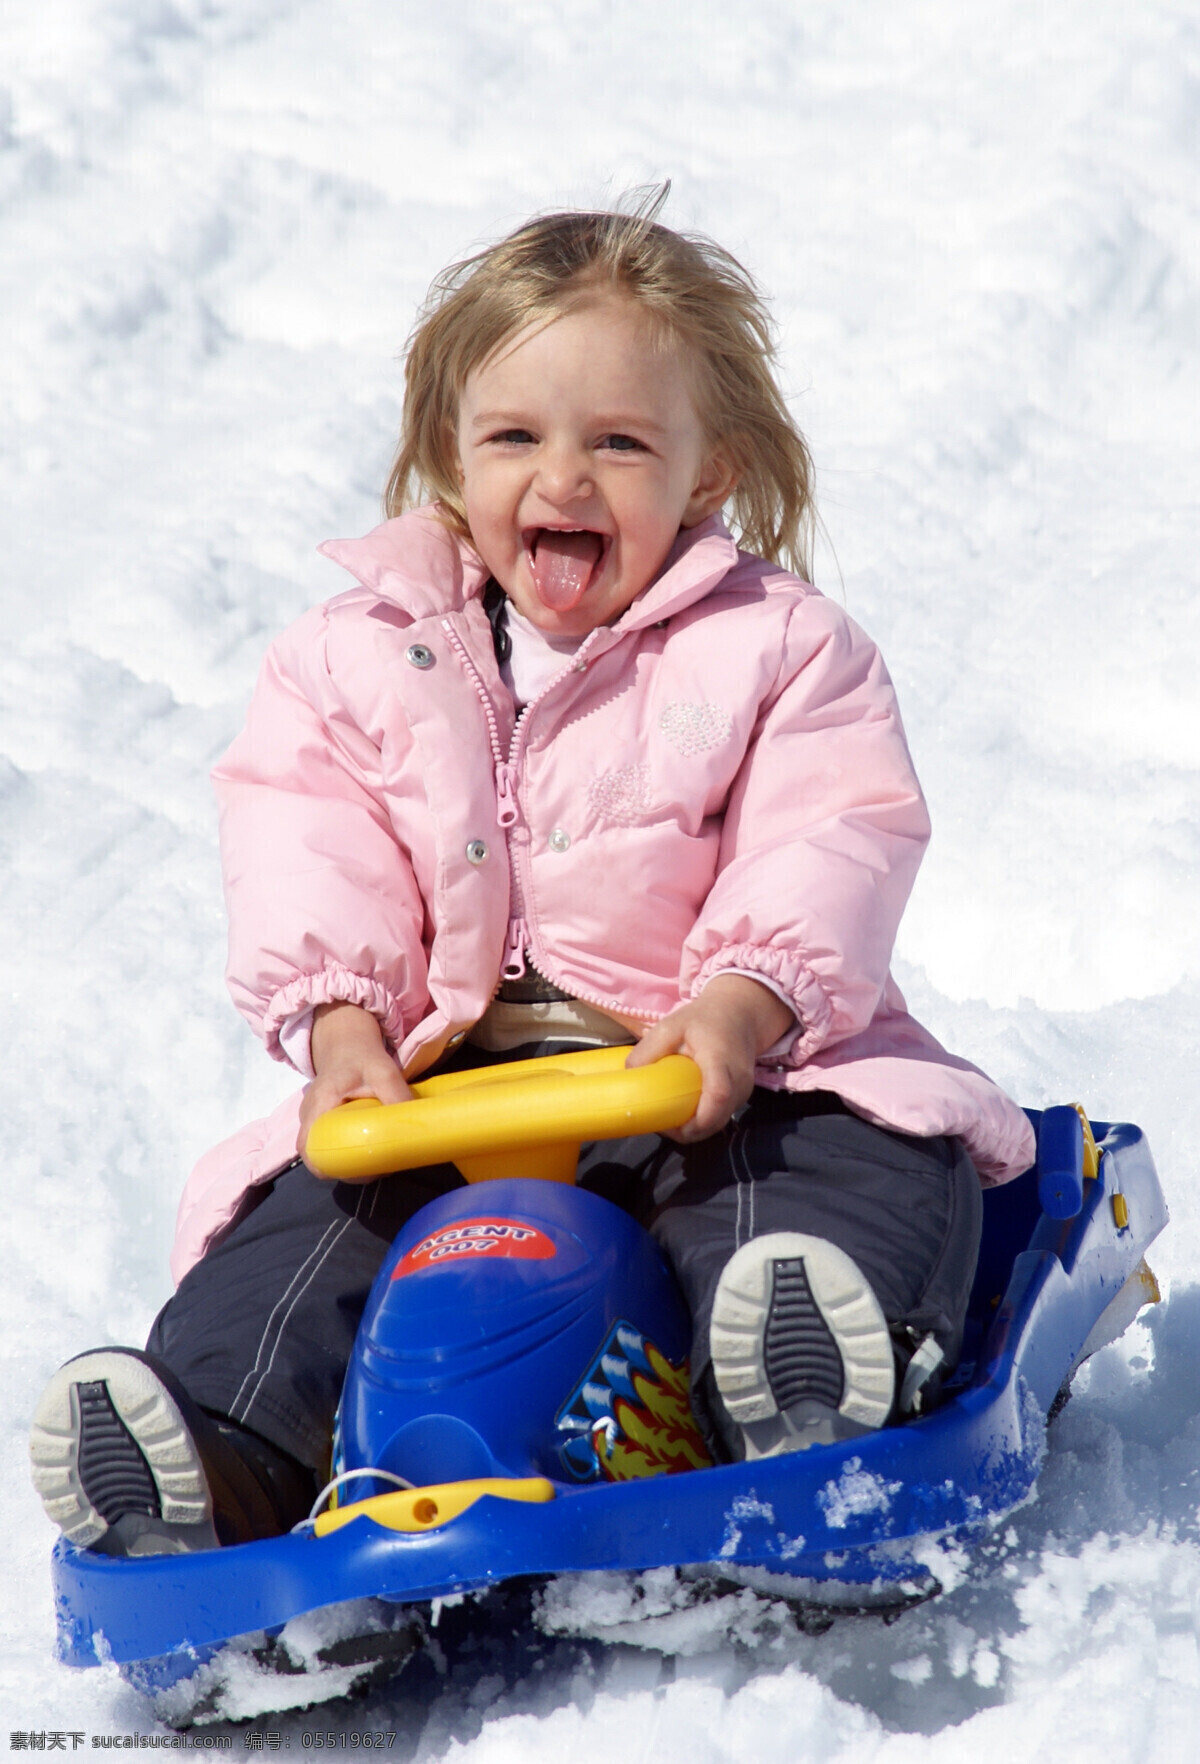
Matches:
[611,514,742,630]
[318,508,489,619]
[318,506,741,626]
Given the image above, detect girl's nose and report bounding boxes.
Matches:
[535,443,594,507]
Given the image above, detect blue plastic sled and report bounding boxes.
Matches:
[50,1104,1167,1693]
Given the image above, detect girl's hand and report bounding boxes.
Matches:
[298,1001,414,1163]
[625,974,795,1143]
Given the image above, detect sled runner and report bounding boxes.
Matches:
[49,1049,1167,1705]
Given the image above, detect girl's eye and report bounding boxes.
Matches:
[600,434,645,453]
[487,429,535,446]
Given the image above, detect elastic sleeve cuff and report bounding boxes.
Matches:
[261,967,408,1070]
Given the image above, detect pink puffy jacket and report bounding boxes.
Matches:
[172,509,1034,1281]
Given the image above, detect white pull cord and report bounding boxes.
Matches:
[296,1466,416,1530]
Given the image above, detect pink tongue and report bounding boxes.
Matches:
[530,530,603,611]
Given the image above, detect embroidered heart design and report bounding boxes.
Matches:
[588,763,651,824]
[659,702,732,755]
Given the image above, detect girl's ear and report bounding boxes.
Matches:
[681,447,741,528]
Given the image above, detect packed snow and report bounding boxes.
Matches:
[2,0,1197,1756]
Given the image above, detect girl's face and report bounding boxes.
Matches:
[454,297,736,636]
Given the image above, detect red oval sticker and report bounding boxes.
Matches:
[392,1217,558,1278]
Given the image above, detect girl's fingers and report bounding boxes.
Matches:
[297,1061,414,1155]
[676,1054,752,1141]
[627,1010,755,1141]
[624,1019,680,1067]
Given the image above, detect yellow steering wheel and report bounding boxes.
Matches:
[303,1045,702,1185]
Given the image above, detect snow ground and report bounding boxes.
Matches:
[1,0,1197,1756]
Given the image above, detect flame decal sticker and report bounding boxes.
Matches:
[556,1320,712,1481]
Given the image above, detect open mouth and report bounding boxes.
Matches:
[523,527,609,612]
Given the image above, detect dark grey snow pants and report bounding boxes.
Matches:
[148,1066,982,1471]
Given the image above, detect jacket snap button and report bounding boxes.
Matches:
[466,840,488,865]
[548,828,571,852]
[406,644,434,669]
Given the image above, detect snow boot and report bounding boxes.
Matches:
[29,1348,315,1556]
[708,1233,896,1458]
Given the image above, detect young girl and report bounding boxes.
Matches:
[31,203,1035,1556]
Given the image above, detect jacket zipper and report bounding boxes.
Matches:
[440,621,517,824]
[441,619,532,985]
[441,616,656,1015]
[502,914,528,980]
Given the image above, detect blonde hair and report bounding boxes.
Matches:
[386,193,816,579]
